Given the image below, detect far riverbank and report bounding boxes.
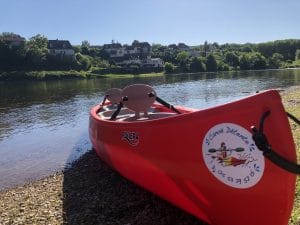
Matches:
[1,68,300,81]
[0,70,164,81]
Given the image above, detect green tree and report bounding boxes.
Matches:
[81,40,90,55]
[176,51,189,71]
[76,53,91,70]
[239,54,251,70]
[164,62,175,73]
[225,51,239,68]
[239,52,267,70]
[295,49,300,60]
[190,57,206,72]
[251,52,267,69]
[26,34,48,69]
[206,54,217,71]
[0,39,26,70]
[203,41,209,56]
[269,53,284,69]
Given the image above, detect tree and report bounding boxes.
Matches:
[269,53,284,69]
[203,41,209,56]
[206,54,217,71]
[225,51,239,68]
[176,51,189,71]
[164,62,175,73]
[190,57,206,72]
[81,40,90,55]
[76,53,91,70]
[295,49,300,61]
[26,34,48,69]
[239,54,251,70]
[251,52,267,70]
[239,52,267,70]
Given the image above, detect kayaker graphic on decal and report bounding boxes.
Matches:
[202,123,265,189]
[208,142,248,167]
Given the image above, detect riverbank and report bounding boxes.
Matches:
[0,70,164,81]
[0,86,299,225]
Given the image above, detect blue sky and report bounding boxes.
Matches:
[1,0,299,46]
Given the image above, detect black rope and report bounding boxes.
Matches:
[251,111,300,174]
[100,95,108,106]
[287,112,300,125]
[155,96,181,114]
[110,102,123,120]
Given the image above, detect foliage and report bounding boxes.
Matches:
[239,52,267,70]
[206,54,218,72]
[26,34,49,69]
[190,57,206,72]
[164,62,175,73]
[176,51,189,71]
[75,53,91,71]
[225,51,239,68]
[81,40,90,55]
[269,53,284,69]
[296,49,300,61]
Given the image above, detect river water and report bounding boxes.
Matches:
[0,69,300,190]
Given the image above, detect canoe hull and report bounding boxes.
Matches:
[89,90,296,225]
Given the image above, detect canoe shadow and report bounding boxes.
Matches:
[62,150,208,225]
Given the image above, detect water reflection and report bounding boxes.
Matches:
[0,69,300,190]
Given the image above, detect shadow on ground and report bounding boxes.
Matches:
[63,150,208,225]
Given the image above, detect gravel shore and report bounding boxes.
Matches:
[1,86,299,225]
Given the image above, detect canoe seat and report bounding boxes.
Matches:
[99,84,178,121]
[98,107,134,120]
[117,112,176,122]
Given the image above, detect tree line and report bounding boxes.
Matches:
[153,40,300,73]
[1,32,300,74]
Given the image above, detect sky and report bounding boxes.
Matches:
[1,0,300,46]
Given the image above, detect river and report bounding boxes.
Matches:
[0,69,300,190]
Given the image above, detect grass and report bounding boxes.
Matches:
[282,87,300,225]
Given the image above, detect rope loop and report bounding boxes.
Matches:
[251,111,300,174]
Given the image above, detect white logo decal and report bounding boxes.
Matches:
[202,123,265,189]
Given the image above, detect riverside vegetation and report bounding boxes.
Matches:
[0,86,299,225]
[1,32,300,80]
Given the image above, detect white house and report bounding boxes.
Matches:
[48,40,75,58]
[143,57,164,68]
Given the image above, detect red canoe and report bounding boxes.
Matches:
[89,84,297,225]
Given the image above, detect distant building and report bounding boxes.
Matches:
[142,57,164,68]
[117,56,164,68]
[167,43,190,51]
[177,43,189,51]
[48,40,75,58]
[103,40,152,63]
[0,34,25,48]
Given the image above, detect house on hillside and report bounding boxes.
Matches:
[103,40,163,70]
[142,57,164,68]
[117,56,164,68]
[103,43,122,56]
[103,41,151,62]
[48,40,75,58]
[0,34,25,48]
[131,40,151,56]
[177,43,189,51]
